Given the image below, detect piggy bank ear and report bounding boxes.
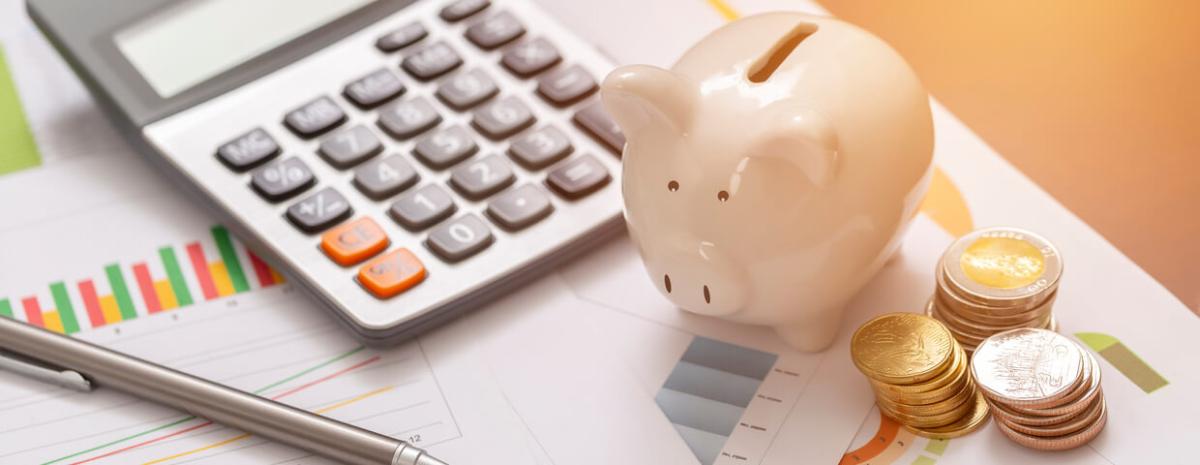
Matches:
[749,103,839,188]
[600,65,694,137]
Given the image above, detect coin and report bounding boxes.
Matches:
[941,228,1063,307]
[994,400,1107,451]
[878,376,976,417]
[971,328,1084,408]
[871,346,967,403]
[852,313,956,385]
[1006,351,1102,417]
[1000,396,1105,437]
[935,293,1054,335]
[903,391,992,440]
[936,258,1055,316]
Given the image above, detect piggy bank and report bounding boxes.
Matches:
[600,13,933,351]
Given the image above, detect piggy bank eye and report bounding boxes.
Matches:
[667,180,679,192]
[717,190,729,203]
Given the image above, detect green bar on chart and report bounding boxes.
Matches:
[49,281,80,334]
[159,247,193,306]
[0,298,12,318]
[104,264,138,320]
[0,45,42,175]
[211,226,249,293]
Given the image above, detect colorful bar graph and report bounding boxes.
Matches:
[211,226,250,293]
[49,282,80,334]
[1076,332,1169,394]
[21,297,43,327]
[2,224,287,335]
[132,263,163,313]
[159,247,193,307]
[104,264,137,321]
[77,280,106,328]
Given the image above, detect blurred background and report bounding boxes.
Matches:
[821,0,1200,314]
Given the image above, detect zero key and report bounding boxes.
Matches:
[358,248,427,298]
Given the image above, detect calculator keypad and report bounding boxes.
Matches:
[205,0,626,316]
[319,125,384,169]
[284,97,346,138]
[426,213,494,262]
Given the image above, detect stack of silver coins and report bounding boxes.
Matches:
[927,227,1062,352]
[972,328,1107,451]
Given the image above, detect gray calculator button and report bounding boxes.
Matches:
[486,184,554,230]
[284,97,345,138]
[376,22,428,52]
[546,154,611,199]
[573,102,626,155]
[414,126,479,169]
[319,125,383,169]
[436,69,498,110]
[426,214,494,262]
[286,187,353,233]
[449,154,515,200]
[354,154,419,200]
[402,41,463,81]
[378,97,442,140]
[465,11,525,50]
[472,96,535,140]
[537,65,598,107]
[390,184,457,231]
[440,0,490,22]
[251,157,315,202]
[508,126,572,169]
[343,69,405,109]
[501,38,561,78]
[217,128,279,171]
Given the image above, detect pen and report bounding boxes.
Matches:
[0,317,447,465]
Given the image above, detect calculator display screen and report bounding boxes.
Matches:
[115,0,376,98]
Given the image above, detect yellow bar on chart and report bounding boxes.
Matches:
[154,279,179,310]
[99,295,122,324]
[43,311,65,333]
[270,268,286,284]
[209,262,235,297]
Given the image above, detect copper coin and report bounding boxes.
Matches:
[995,400,1107,451]
[1001,396,1106,437]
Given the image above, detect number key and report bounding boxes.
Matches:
[375,22,428,52]
[251,157,315,202]
[414,126,478,169]
[472,96,535,140]
[465,11,525,50]
[354,154,419,200]
[402,41,463,81]
[318,125,383,169]
[501,38,561,78]
[440,0,490,22]
[378,97,442,140]
[508,126,572,169]
[436,69,498,110]
[390,184,457,231]
[426,214,494,262]
[449,154,515,200]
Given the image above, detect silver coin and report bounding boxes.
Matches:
[971,328,1084,408]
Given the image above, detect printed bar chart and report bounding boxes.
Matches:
[655,337,778,465]
[0,225,284,334]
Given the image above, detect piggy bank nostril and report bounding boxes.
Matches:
[664,274,672,293]
[703,285,711,304]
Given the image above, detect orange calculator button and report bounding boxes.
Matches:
[321,217,389,266]
[358,248,427,298]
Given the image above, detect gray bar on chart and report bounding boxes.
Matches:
[672,423,726,465]
[681,337,777,380]
[655,387,743,436]
[663,361,762,408]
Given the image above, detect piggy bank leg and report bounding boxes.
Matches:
[773,309,843,352]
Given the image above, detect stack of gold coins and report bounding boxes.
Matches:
[972,328,1107,451]
[851,313,990,439]
[926,227,1063,352]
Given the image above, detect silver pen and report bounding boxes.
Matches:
[0,316,447,465]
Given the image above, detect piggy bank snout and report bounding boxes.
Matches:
[647,240,747,317]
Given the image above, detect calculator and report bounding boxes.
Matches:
[29,0,626,345]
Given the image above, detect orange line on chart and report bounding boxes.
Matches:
[139,385,396,465]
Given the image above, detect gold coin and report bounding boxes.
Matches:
[877,376,977,416]
[937,261,1053,315]
[904,391,991,439]
[994,400,1107,451]
[971,329,1085,408]
[871,346,967,403]
[940,228,1062,308]
[999,396,1105,437]
[878,381,977,427]
[852,313,955,385]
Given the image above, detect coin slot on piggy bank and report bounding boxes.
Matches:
[601,13,934,351]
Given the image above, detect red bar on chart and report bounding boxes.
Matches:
[186,242,218,300]
[132,263,163,313]
[21,297,43,327]
[247,251,277,288]
[77,279,106,328]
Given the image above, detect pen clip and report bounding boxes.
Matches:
[0,350,93,392]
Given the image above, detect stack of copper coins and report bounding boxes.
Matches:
[972,328,1107,450]
[927,227,1063,352]
[851,313,990,439]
